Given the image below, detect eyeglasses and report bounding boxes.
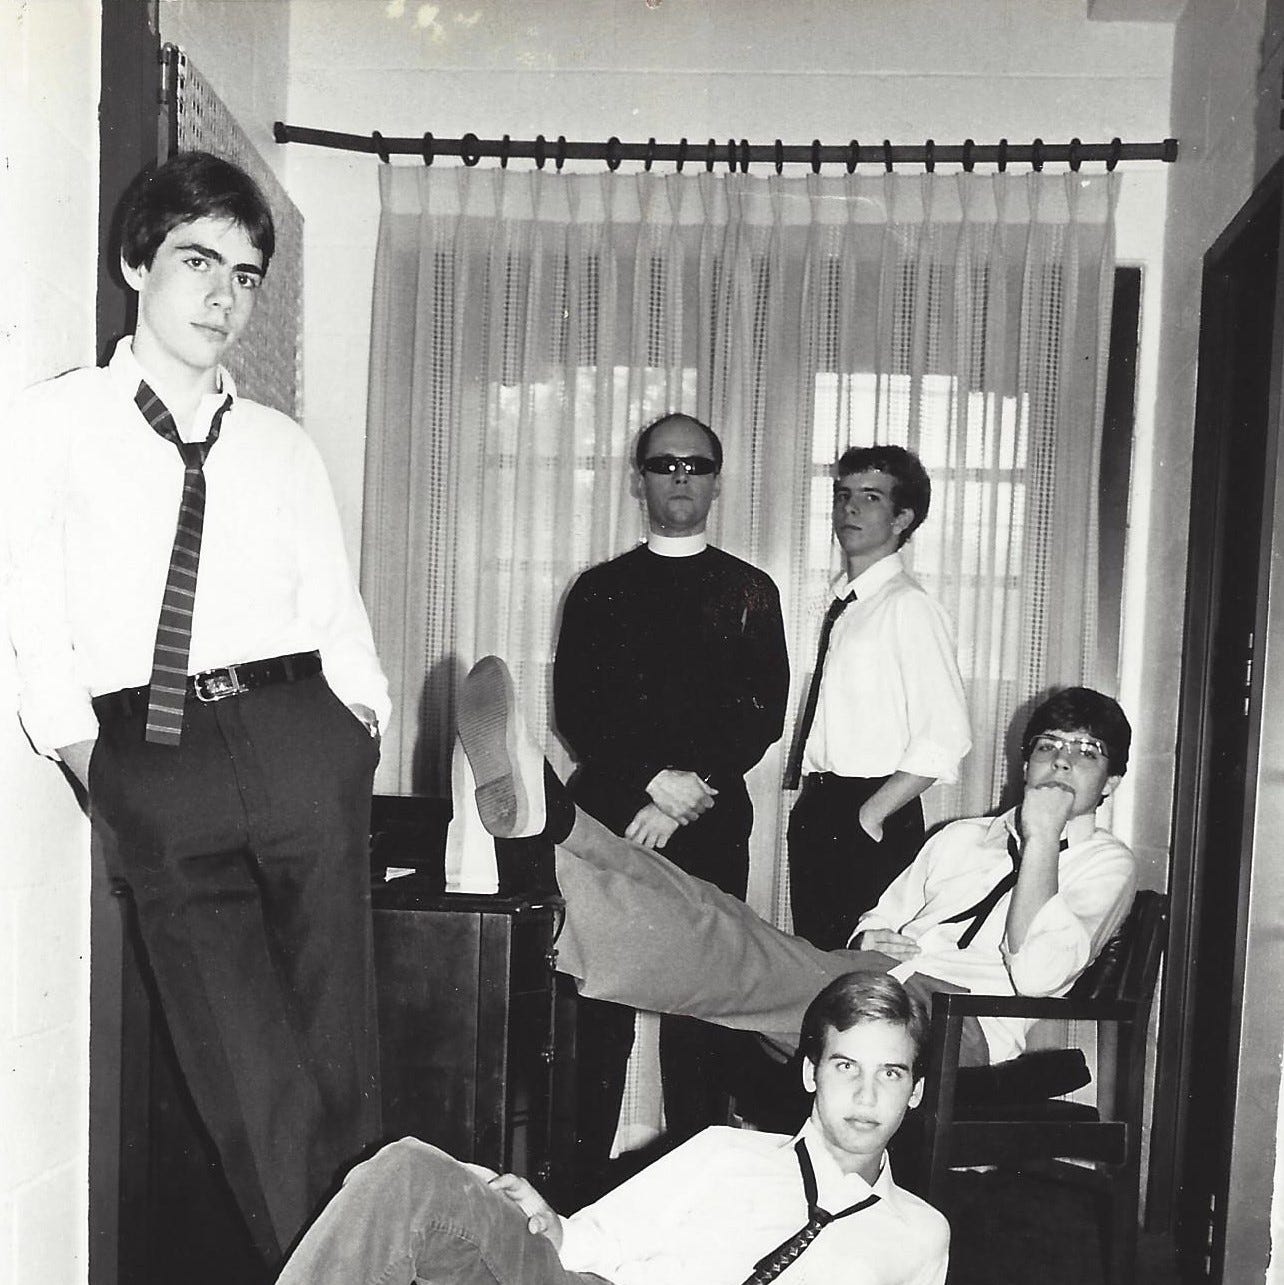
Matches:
[640,454,719,477]
[1028,734,1108,765]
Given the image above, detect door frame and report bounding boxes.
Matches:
[1148,155,1284,1279]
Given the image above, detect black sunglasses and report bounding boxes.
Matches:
[640,454,719,477]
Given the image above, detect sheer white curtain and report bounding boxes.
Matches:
[362,163,1119,926]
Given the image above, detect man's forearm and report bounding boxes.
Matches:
[1003,834,1060,950]
[859,771,934,839]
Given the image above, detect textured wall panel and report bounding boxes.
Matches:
[170,45,303,420]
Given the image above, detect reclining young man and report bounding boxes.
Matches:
[278,972,949,1285]
[457,659,1138,1069]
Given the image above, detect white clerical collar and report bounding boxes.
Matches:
[647,531,708,558]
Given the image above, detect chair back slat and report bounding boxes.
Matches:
[1066,890,1167,1004]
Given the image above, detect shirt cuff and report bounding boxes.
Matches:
[557,1217,612,1275]
[896,739,969,783]
[21,695,100,761]
[1000,894,1091,995]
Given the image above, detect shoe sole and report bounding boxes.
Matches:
[458,656,532,838]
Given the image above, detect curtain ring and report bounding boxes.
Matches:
[774,139,784,175]
[1107,137,1122,172]
[997,138,1008,173]
[499,134,511,169]
[644,137,656,172]
[556,135,568,172]
[846,140,860,173]
[924,139,936,173]
[810,139,822,174]
[739,139,751,173]
[705,138,717,172]
[961,138,974,173]
[1068,137,1082,173]
[883,139,894,172]
[676,137,688,173]
[1030,137,1044,173]
[605,137,622,171]
[726,138,737,173]
[371,130,390,164]
[533,134,547,170]
[459,132,481,167]
[421,132,434,166]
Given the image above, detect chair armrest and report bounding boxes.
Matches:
[930,991,1134,1023]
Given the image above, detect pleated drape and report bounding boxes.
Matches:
[362,165,1119,930]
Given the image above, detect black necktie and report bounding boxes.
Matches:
[942,816,1069,948]
[739,1140,880,1285]
[785,592,855,789]
[135,381,232,746]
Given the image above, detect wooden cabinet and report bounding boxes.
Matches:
[371,881,569,1189]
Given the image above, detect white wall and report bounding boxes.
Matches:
[1155,3,1284,1279]
[0,3,101,1282]
[158,0,291,178]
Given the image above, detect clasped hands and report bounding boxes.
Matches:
[625,767,717,850]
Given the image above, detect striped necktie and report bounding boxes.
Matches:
[739,1139,879,1284]
[135,381,232,746]
[784,592,855,789]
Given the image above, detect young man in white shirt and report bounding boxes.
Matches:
[0,152,389,1265]
[456,660,1135,1072]
[276,971,949,1285]
[787,446,971,949]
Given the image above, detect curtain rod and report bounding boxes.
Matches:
[272,122,1177,173]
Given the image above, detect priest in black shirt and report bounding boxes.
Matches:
[554,413,790,1196]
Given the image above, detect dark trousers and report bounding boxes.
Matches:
[569,776,751,1198]
[787,773,925,950]
[89,674,381,1265]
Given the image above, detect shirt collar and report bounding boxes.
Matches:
[986,805,1100,848]
[647,531,708,558]
[790,1120,904,1215]
[834,549,905,600]
[107,335,238,405]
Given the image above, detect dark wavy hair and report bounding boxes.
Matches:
[120,151,275,271]
[1022,686,1132,776]
[634,413,723,473]
[834,444,931,546]
[798,972,929,1078]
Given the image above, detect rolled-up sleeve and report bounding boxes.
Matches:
[292,439,391,730]
[892,592,971,783]
[0,384,99,758]
[1001,839,1138,995]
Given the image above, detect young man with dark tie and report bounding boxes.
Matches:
[0,151,389,1265]
[276,972,948,1285]
[786,445,971,949]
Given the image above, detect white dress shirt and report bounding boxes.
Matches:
[800,551,970,783]
[851,808,1138,1063]
[558,1121,948,1285]
[0,339,390,757]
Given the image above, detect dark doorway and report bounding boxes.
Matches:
[1149,165,1284,1281]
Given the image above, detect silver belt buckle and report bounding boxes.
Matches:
[194,664,245,702]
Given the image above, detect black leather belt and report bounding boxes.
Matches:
[93,651,322,721]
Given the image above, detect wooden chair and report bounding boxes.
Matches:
[916,890,1169,1285]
